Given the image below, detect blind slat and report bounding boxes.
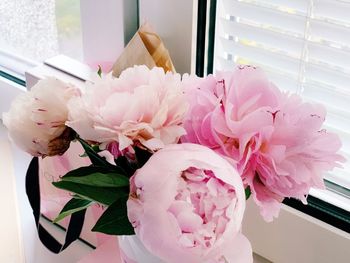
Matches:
[310,19,350,48]
[308,42,350,72]
[314,0,350,25]
[305,64,350,92]
[221,18,304,56]
[223,0,306,34]
[220,37,301,75]
[253,0,308,13]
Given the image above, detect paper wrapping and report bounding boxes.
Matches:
[112,23,175,77]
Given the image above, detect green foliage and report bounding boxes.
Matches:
[92,198,135,235]
[77,138,115,168]
[114,146,153,178]
[62,171,129,188]
[134,147,153,168]
[97,65,102,77]
[53,181,128,206]
[53,198,92,223]
[245,186,252,200]
[50,139,154,237]
[62,166,129,188]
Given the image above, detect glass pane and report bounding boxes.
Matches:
[0,0,82,62]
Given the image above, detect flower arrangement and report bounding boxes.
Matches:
[3,63,344,262]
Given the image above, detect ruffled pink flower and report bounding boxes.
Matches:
[67,65,188,151]
[3,78,79,156]
[127,143,252,263]
[182,65,345,221]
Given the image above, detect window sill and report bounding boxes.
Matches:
[0,49,38,80]
[243,198,350,263]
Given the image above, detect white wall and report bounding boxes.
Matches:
[139,0,195,74]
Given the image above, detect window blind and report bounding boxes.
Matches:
[213,0,350,190]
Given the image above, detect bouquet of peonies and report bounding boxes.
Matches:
[3,64,344,262]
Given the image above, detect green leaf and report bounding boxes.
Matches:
[91,144,101,152]
[63,171,129,188]
[63,165,126,178]
[115,156,136,177]
[77,138,113,167]
[52,181,128,205]
[79,152,88,158]
[245,186,251,200]
[92,198,134,235]
[97,65,102,77]
[61,166,128,188]
[53,198,92,223]
[134,146,152,168]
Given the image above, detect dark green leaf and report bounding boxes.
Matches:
[62,171,129,188]
[245,186,251,200]
[79,152,88,158]
[91,144,100,152]
[53,198,92,223]
[52,181,128,205]
[77,138,113,167]
[97,65,102,77]
[62,166,109,177]
[92,198,134,235]
[134,146,152,168]
[115,156,136,177]
[71,194,87,200]
[63,165,126,178]
[62,165,128,186]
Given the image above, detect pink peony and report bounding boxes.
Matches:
[3,78,79,156]
[67,65,188,151]
[182,65,345,221]
[127,143,252,263]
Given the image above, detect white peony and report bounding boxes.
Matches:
[2,78,80,156]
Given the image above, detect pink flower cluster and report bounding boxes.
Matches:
[3,63,344,261]
[182,66,344,221]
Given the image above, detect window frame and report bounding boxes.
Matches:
[80,0,139,71]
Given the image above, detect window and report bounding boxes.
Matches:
[0,0,138,116]
[0,0,139,80]
[0,0,83,62]
[0,0,348,261]
[211,0,350,205]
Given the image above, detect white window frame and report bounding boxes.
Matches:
[0,50,38,114]
[80,0,138,71]
[244,199,350,263]
[0,1,348,262]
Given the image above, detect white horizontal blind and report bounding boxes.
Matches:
[214,0,350,190]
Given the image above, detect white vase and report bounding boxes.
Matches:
[118,235,165,263]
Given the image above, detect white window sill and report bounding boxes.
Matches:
[243,198,350,263]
